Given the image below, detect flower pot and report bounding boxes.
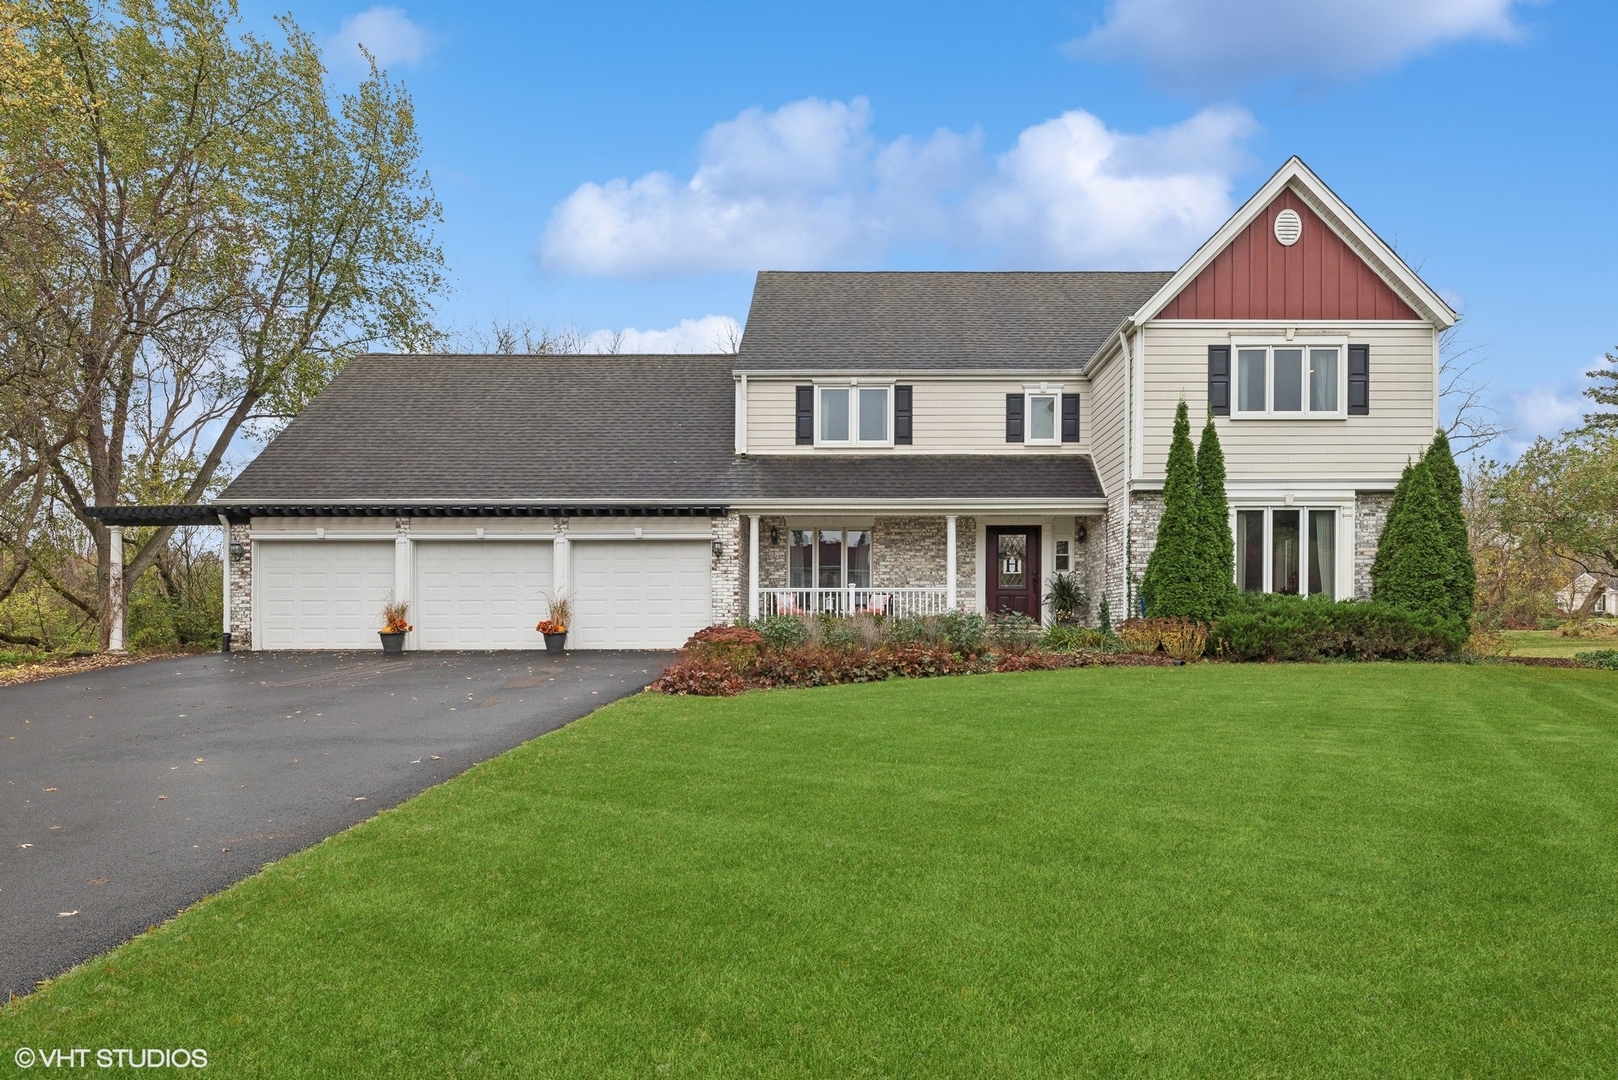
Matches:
[379,631,406,655]
[543,631,568,655]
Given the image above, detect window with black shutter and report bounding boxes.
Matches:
[894,385,913,444]
[1005,394,1024,442]
[1347,345,1370,415]
[1208,345,1231,416]
[795,385,814,444]
[1061,393,1080,442]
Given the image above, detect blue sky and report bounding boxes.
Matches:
[244,0,1615,454]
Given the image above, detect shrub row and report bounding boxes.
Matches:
[1208,593,1468,662]
[653,638,1174,696]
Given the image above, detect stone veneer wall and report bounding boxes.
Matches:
[711,512,742,625]
[1101,493,1128,620]
[749,515,977,606]
[1353,493,1392,600]
[1075,513,1106,624]
[1126,492,1165,620]
[227,522,252,649]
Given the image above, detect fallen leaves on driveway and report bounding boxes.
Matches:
[0,650,195,687]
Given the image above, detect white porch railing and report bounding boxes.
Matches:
[759,587,954,619]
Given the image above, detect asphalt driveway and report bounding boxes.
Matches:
[0,650,670,999]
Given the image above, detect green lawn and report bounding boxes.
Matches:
[1504,628,1618,658]
[4,666,1617,1077]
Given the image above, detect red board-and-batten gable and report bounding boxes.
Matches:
[1155,188,1422,321]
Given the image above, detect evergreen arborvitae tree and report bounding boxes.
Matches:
[1423,429,1476,622]
[1369,459,1415,595]
[1141,400,1207,618]
[1370,457,1451,615]
[1196,412,1236,617]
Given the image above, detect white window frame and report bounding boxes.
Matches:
[1229,338,1348,420]
[788,526,874,589]
[814,380,894,447]
[1230,504,1342,598]
[1023,389,1062,446]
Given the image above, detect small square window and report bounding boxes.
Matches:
[1054,539,1070,572]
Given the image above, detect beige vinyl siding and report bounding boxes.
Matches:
[1137,322,1436,484]
[1086,348,1128,495]
[744,378,1092,455]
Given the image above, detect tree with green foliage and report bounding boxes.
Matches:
[0,0,443,647]
[1423,430,1475,622]
[1582,348,1618,432]
[1371,457,1452,616]
[1142,401,1209,619]
[1498,429,1618,617]
[1196,412,1236,617]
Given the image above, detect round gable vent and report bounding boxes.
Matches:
[1274,208,1302,246]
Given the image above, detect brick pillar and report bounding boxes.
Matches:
[228,523,253,649]
[711,512,742,625]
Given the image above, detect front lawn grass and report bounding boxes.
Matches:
[1504,628,1618,657]
[4,664,1617,1077]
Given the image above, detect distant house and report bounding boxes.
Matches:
[1557,573,1616,617]
[95,157,1458,651]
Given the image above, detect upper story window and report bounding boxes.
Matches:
[1232,342,1345,419]
[1025,392,1060,445]
[817,384,891,446]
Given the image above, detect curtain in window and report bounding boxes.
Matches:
[1308,510,1336,599]
[1272,510,1301,594]
[847,530,872,588]
[1236,510,1264,592]
[817,530,844,589]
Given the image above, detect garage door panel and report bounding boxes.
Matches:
[413,541,552,650]
[256,541,396,650]
[572,541,711,650]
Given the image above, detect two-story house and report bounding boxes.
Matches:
[93,157,1457,651]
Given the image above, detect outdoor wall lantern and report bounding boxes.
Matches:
[228,541,245,561]
[1076,523,1088,545]
[769,526,780,545]
[712,538,724,557]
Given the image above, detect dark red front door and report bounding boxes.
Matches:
[986,527,1041,619]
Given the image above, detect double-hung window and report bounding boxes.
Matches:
[818,384,891,446]
[1234,506,1339,598]
[1232,341,1346,418]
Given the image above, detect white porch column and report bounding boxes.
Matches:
[945,515,958,610]
[106,525,126,653]
[748,515,760,621]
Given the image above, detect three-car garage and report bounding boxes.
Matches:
[248,520,717,652]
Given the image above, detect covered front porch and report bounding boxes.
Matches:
[738,509,1106,623]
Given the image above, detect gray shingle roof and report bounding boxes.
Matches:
[219,353,1106,506]
[736,271,1174,371]
[220,354,738,503]
[730,455,1102,501]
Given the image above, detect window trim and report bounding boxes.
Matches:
[1229,338,1349,420]
[1231,504,1341,598]
[1022,389,1062,446]
[788,526,874,589]
[814,380,894,447]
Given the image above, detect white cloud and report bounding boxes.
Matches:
[584,315,742,354]
[1070,0,1526,91]
[1501,383,1586,458]
[539,98,1256,278]
[327,7,430,74]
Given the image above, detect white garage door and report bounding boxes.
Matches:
[572,540,712,649]
[414,541,553,650]
[255,541,396,650]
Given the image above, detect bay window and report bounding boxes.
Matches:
[1234,506,1339,598]
[818,384,891,446]
[1232,342,1346,418]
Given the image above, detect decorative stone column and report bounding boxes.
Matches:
[711,512,743,625]
[227,523,253,649]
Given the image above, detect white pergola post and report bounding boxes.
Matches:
[393,534,412,646]
[106,525,126,653]
[946,514,958,611]
[552,535,571,604]
[748,515,760,621]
